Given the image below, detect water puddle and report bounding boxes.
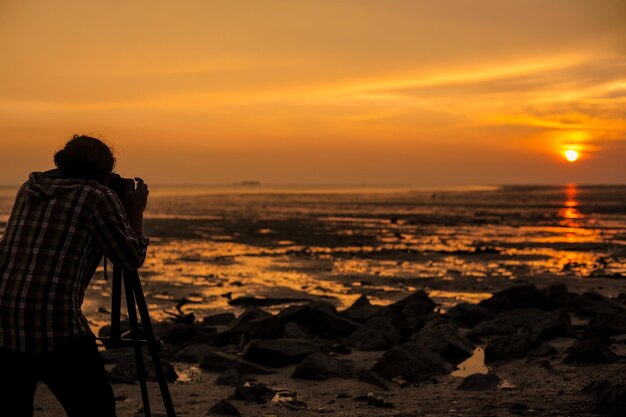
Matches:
[451,347,516,389]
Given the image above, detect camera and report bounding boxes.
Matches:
[108,173,135,201]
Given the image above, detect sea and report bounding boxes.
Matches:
[1,184,626,327]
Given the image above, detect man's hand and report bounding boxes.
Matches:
[126,178,149,234]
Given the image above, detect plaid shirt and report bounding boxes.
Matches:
[0,170,149,352]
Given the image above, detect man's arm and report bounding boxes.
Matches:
[87,182,149,270]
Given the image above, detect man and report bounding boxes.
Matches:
[0,135,149,417]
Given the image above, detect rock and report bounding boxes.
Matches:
[444,303,495,327]
[233,382,275,403]
[201,312,236,326]
[387,290,436,318]
[99,347,135,364]
[215,369,245,387]
[580,324,611,344]
[532,310,575,340]
[347,316,401,351]
[371,342,452,382]
[597,311,626,335]
[353,393,394,408]
[230,315,284,340]
[457,372,501,391]
[278,303,359,337]
[484,332,540,362]
[583,380,626,415]
[479,284,545,310]
[467,309,548,339]
[208,400,241,416]
[228,306,271,329]
[564,338,618,364]
[413,318,473,364]
[543,284,575,309]
[199,351,275,374]
[354,368,393,390]
[242,339,317,367]
[574,291,626,317]
[291,353,352,380]
[107,353,178,384]
[170,344,217,363]
[158,323,205,346]
[342,295,385,323]
[509,403,539,416]
[283,322,314,339]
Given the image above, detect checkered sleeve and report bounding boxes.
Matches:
[87,189,149,270]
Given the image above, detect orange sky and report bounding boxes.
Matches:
[1,0,625,185]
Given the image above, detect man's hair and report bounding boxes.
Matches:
[54,135,116,182]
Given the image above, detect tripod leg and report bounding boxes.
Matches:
[123,274,152,417]
[109,267,123,346]
[127,270,177,417]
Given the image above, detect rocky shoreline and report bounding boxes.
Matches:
[68,283,626,416]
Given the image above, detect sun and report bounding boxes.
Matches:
[564,149,579,162]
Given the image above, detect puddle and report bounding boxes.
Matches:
[452,347,517,389]
[173,364,202,383]
[452,347,489,377]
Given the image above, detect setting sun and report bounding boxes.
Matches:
[564,149,579,162]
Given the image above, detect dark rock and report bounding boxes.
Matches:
[467,309,548,339]
[583,379,626,415]
[208,400,241,416]
[457,372,501,391]
[342,295,385,323]
[158,323,206,346]
[107,353,178,384]
[179,330,233,348]
[564,338,618,364]
[202,312,236,326]
[169,344,217,363]
[532,310,575,340]
[347,316,401,351]
[354,368,393,390]
[581,324,611,344]
[233,382,276,403]
[291,353,352,380]
[242,339,317,367]
[484,332,540,362]
[444,303,495,327]
[199,351,275,374]
[413,318,473,364]
[509,403,539,416]
[353,393,394,408]
[228,306,271,329]
[544,284,575,309]
[387,290,436,318]
[278,303,358,337]
[230,315,284,340]
[597,311,626,335]
[574,291,626,317]
[99,347,135,364]
[215,369,245,387]
[283,322,314,339]
[371,342,452,382]
[479,284,545,310]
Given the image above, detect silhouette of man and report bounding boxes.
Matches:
[0,135,149,417]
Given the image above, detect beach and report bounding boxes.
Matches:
[2,183,625,416]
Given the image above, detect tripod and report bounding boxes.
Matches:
[99,264,177,417]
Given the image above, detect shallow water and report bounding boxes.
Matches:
[1,184,626,327]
